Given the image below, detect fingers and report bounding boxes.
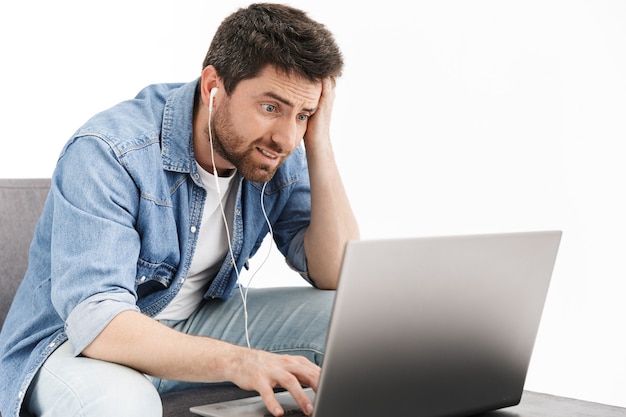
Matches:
[256,355,319,416]
[284,380,315,416]
[320,77,336,101]
[260,387,314,416]
[260,384,314,417]
[317,77,336,116]
[304,77,336,148]
[228,348,320,416]
[258,387,286,417]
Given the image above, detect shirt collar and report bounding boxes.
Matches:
[160,78,200,174]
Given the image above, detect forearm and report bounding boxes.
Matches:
[82,310,240,383]
[304,141,360,289]
[82,309,319,415]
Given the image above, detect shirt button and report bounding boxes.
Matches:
[190,226,197,233]
[140,276,147,282]
[48,342,56,348]
[18,391,24,399]
[180,278,185,284]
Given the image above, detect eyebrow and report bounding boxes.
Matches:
[264,92,317,113]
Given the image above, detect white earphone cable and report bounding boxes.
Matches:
[208,93,274,348]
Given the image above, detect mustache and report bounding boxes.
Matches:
[207,125,286,155]
[256,139,286,155]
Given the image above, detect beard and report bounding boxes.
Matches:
[206,103,289,183]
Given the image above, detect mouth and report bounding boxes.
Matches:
[257,147,280,161]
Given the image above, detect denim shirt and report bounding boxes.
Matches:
[0,79,313,417]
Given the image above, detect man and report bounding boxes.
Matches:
[0,3,359,417]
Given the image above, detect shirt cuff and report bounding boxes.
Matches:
[65,292,140,356]
[286,227,313,284]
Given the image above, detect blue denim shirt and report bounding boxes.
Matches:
[0,79,313,417]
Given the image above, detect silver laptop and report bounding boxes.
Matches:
[191,230,562,417]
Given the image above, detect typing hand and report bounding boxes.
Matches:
[227,348,318,416]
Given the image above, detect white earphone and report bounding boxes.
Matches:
[209,87,218,114]
[207,86,220,186]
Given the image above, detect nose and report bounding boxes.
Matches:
[270,117,300,152]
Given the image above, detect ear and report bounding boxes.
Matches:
[200,65,221,108]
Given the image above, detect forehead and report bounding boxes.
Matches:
[235,65,322,108]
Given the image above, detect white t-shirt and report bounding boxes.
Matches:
[154,164,238,321]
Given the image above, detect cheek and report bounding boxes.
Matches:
[217,106,245,143]
[228,108,263,140]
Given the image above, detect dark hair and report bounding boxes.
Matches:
[202,3,343,94]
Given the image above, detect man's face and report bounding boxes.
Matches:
[207,66,322,183]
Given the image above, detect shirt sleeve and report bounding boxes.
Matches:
[49,136,142,356]
[285,227,310,280]
[271,148,314,284]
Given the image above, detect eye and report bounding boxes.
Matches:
[261,104,277,113]
[297,114,310,122]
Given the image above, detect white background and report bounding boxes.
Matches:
[1,0,625,408]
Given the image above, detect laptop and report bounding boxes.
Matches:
[191,230,562,417]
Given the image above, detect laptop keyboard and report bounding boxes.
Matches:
[263,409,306,417]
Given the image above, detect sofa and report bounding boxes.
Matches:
[0,178,256,417]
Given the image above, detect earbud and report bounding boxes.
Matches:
[209,87,218,110]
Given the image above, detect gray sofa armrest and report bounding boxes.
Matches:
[0,178,50,329]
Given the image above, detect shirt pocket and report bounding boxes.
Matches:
[135,258,178,298]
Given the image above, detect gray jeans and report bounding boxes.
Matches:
[26,287,334,417]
